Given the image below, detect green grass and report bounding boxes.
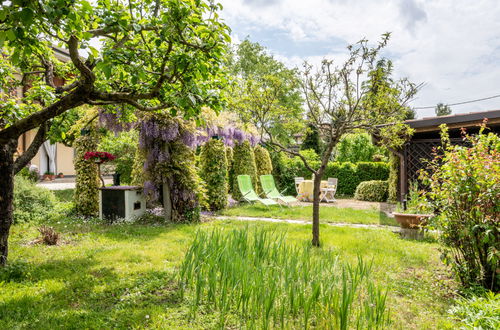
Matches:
[0,215,459,329]
[52,189,75,203]
[220,204,398,226]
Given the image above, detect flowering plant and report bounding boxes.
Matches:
[84,151,116,164]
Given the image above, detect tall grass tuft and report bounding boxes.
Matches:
[178,227,391,329]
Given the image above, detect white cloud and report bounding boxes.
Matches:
[219,0,500,117]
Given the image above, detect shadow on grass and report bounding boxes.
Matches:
[0,257,185,328]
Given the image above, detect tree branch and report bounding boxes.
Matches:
[13,122,50,174]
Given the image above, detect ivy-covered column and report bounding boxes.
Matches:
[74,125,100,217]
[231,140,258,200]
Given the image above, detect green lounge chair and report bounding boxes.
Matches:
[237,175,278,206]
[260,174,298,205]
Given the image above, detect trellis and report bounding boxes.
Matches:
[402,137,467,189]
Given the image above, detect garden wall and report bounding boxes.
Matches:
[271,153,389,196]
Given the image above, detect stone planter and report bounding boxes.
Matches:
[393,212,432,240]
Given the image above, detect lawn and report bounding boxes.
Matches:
[220,204,398,226]
[0,217,458,329]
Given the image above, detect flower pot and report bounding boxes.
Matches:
[392,212,432,229]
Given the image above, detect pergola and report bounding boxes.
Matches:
[393,109,500,201]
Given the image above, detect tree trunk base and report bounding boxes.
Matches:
[0,140,17,266]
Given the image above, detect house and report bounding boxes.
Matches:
[392,109,500,201]
[15,48,77,177]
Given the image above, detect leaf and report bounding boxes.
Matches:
[20,7,34,26]
[6,29,16,41]
[0,31,5,48]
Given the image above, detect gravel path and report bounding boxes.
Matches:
[37,177,113,190]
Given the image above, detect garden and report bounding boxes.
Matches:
[0,1,499,329]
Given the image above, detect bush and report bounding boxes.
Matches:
[13,176,57,224]
[200,139,228,211]
[16,167,39,182]
[99,130,137,184]
[254,145,272,192]
[231,141,258,200]
[354,180,388,202]
[423,126,500,291]
[225,146,234,194]
[357,162,390,182]
[449,292,500,329]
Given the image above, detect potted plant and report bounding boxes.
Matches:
[393,182,434,230]
[57,172,64,178]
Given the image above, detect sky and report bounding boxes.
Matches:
[218,0,500,118]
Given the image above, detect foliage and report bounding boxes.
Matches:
[199,139,228,211]
[301,124,322,154]
[227,40,304,144]
[16,166,39,182]
[395,181,433,214]
[231,141,258,200]
[449,291,500,329]
[139,114,204,222]
[355,180,388,202]
[99,130,138,185]
[421,124,500,291]
[13,176,56,224]
[253,145,272,192]
[435,103,452,117]
[179,227,391,329]
[335,133,385,163]
[387,153,399,202]
[73,121,100,217]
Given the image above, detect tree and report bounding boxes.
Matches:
[261,35,418,246]
[435,103,452,116]
[0,0,229,265]
[300,124,322,154]
[228,40,304,144]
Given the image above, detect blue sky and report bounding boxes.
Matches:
[219,0,500,118]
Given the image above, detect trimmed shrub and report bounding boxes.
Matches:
[231,141,258,200]
[387,153,399,202]
[254,145,273,192]
[226,146,234,194]
[13,176,57,223]
[354,180,388,202]
[270,151,294,194]
[200,139,228,211]
[74,125,100,217]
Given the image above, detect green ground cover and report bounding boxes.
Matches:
[220,204,398,226]
[1,216,458,329]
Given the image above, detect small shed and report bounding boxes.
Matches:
[393,109,500,201]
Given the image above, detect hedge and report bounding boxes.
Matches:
[354,180,388,202]
[271,152,390,197]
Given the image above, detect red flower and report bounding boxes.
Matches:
[84,151,116,163]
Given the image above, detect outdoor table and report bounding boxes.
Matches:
[297,180,329,202]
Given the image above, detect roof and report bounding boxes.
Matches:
[405,109,500,132]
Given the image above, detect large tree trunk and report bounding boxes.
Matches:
[311,171,323,247]
[0,139,17,266]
